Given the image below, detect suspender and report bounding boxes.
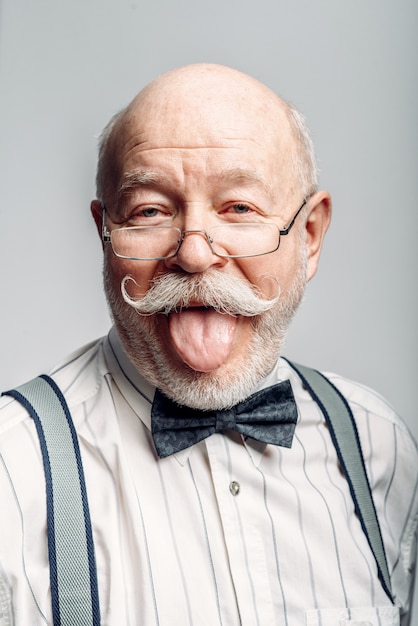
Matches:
[286,361,393,603]
[3,375,101,626]
[3,362,393,622]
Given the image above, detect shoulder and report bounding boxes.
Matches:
[0,337,108,436]
[282,358,418,501]
[322,370,417,454]
[282,359,416,453]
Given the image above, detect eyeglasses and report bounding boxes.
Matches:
[102,198,307,261]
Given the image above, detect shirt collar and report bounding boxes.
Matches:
[104,327,154,428]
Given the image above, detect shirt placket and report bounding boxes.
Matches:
[205,433,278,626]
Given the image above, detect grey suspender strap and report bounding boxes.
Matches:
[286,360,394,603]
[3,375,101,625]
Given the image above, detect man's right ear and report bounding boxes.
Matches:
[91,200,104,245]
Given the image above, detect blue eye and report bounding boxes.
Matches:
[232,204,251,213]
[141,207,160,217]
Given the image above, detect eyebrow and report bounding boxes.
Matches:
[216,167,275,198]
[118,171,162,198]
[117,166,275,200]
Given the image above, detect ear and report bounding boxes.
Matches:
[91,200,104,247]
[304,190,332,282]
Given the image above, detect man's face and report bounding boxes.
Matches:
[93,67,330,408]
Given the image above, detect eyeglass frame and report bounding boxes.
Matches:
[101,197,308,261]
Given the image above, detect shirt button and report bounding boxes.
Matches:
[229,481,240,496]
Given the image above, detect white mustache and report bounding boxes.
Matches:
[121,270,281,316]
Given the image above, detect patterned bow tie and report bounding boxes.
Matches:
[151,380,298,458]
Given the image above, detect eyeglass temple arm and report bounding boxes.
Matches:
[279,198,307,236]
[101,206,111,242]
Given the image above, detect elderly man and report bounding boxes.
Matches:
[0,64,416,626]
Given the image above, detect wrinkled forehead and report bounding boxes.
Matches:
[103,66,298,201]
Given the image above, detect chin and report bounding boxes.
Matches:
[113,306,286,410]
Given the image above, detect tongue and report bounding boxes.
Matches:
[168,308,238,372]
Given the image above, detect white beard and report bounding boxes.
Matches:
[104,254,307,410]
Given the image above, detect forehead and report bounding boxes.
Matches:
[108,71,297,201]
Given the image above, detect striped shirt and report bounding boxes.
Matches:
[0,327,417,626]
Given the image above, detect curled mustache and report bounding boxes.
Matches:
[121,271,281,316]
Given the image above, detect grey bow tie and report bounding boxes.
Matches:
[151,380,298,458]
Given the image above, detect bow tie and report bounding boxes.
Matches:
[151,380,298,458]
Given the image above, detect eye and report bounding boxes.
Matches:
[140,207,161,218]
[125,205,173,225]
[220,202,262,221]
[230,203,252,214]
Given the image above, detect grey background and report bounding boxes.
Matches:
[1,1,416,432]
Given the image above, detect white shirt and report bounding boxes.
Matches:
[0,327,416,626]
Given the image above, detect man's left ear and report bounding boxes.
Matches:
[304,191,332,282]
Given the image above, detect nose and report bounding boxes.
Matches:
[164,229,227,274]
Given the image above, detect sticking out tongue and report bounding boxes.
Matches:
[168,308,238,372]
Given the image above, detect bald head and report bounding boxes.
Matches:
[127,64,287,135]
[96,64,318,205]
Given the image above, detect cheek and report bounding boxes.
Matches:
[241,245,304,298]
[239,255,284,298]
